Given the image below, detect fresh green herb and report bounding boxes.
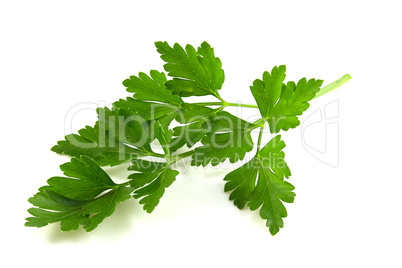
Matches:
[25,156,134,232]
[26,41,351,235]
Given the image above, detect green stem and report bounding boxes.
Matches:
[194,101,258,108]
[193,101,223,106]
[148,152,166,158]
[252,118,266,128]
[215,94,226,103]
[194,74,351,108]
[225,102,259,108]
[256,124,265,155]
[313,74,352,100]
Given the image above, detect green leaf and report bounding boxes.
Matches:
[25,157,134,231]
[26,187,133,232]
[171,120,208,150]
[175,103,217,124]
[51,126,141,167]
[154,120,174,155]
[102,108,152,151]
[133,168,179,213]
[191,111,258,166]
[155,41,225,98]
[267,78,323,133]
[126,118,179,213]
[52,107,156,166]
[250,65,323,133]
[26,190,88,231]
[83,186,133,232]
[223,135,294,235]
[223,159,259,209]
[113,97,178,122]
[123,70,182,105]
[170,103,217,151]
[44,157,116,201]
[128,160,179,213]
[250,65,286,118]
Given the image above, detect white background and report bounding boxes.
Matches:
[1,0,401,267]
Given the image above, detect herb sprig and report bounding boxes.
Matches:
[25,41,351,235]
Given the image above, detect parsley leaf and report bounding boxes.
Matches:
[250,65,323,133]
[44,156,117,200]
[83,187,133,231]
[128,121,179,213]
[224,135,294,235]
[113,97,178,123]
[170,103,217,151]
[128,162,179,213]
[25,156,134,231]
[123,70,182,106]
[191,112,259,166]
[52,107,156,166]
[155,41,225,99]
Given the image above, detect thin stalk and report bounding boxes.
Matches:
[215,94,226,103]
[225,102,259,108]
[193,101,224,106]
[194,101,258,108]
[148,152,166,158]
[313,74,352,99]
[252,118,266,128]
[256,124,265,155]
[193,74,351,108]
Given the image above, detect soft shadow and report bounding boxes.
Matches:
[46,224,91,244]
[88,198,140,240]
